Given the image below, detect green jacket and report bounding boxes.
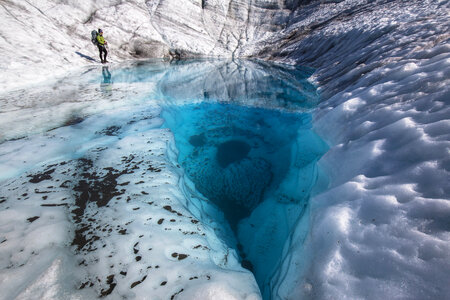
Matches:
[97,34,106,45]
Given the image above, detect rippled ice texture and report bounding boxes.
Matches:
[262,1,450,299]
[0,59,324,299]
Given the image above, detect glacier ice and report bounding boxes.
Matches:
[0,59,327,299]
[0,0,449,299]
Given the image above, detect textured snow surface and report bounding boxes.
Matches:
[264,0,450,299]
[0,0,449,299]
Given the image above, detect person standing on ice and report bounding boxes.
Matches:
[96,29,108,63]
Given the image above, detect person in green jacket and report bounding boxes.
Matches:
[97,28,108,63]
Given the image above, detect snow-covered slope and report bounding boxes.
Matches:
[262,0,450,299]
[0,0,449,299]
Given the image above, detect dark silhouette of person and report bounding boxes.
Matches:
[96,28,108,63]
[102,66,111,84]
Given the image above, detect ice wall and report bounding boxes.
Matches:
[146,0,295,57]
[0,0,295,91]
[0,0,167,91]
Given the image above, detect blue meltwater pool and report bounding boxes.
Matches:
[157,59,328,297]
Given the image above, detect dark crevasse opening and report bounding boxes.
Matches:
[160,59,328,299]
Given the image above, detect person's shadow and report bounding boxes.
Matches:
[101,66,112,96]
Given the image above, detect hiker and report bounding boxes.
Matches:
[96,28,108,63]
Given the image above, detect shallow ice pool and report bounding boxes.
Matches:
[0,59,328,299]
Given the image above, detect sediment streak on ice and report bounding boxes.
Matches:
[0,103,261,299]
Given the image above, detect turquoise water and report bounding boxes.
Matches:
[163,103,311,229]
[157,59,328,297]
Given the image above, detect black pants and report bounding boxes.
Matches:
[98,44,107,62]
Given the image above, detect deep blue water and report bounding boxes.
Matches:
[163,103,312,229]
[157,59,328,297]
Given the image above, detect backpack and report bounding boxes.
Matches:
[91,30,98,45]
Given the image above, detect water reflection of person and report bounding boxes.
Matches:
[101,66,112,96]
